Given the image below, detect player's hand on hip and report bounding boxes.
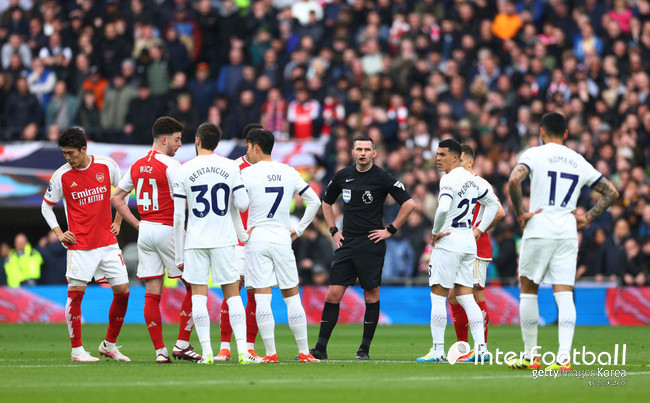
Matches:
[177,263,184,271]
[518,209,542,230]
[290,229,298,242]
[431,232,450,246]
[110,223,121,236]
[332,231,344,248]
[246,226,255,238]
[58,231,76,245]
[573,213,589,229]
[472,226,483,241]
[369,229,390,243]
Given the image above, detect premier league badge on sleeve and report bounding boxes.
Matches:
[342,189,351,203]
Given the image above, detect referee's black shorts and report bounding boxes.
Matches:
[329,235,386,290]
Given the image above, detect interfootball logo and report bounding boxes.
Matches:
[96,172,105,182]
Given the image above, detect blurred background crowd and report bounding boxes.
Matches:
[1,0,649,288]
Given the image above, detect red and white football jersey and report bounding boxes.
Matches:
[44,156,121,250]
[234,155,252,246]
[118,150,179,226]
[471,174,499,260]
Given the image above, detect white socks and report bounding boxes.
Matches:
[255,294,276,356]
[191,295,212,357]
[429,293,447,352]
[520,293,539,359]
[285,294,309,354]
[227,296,248,356]
[457,293,486,351]
[554,291,576,364]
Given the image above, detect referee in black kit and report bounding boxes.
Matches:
[310,135,415,360]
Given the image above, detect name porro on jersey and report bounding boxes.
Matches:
[188,166,230,182]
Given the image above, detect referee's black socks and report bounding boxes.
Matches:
[359,301,380,353]
[315,302,340,351]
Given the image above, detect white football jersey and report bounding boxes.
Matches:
[173,154,245,249]
[518,142,602,240]
[435,166,500,254]
[241,160,310,245]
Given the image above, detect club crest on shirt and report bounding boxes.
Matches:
[363,190,373,204]
[342,189,351,203]
[96,172,105,183]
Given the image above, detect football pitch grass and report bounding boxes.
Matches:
[0,324,647,402]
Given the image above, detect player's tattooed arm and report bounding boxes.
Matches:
[576,177,619,229]
[508,164,529,218]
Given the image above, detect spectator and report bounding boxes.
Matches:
[293,223,332,285]
[291,0,323,27]
[232,88,260,138]
[81,66,109,111]
[38,31,72,78]
[623,238,647,286]
[45,80,79,131]
[167,93,198,142]
[492,0,523,41]
[216,46,245,101]
[595,218,631,283]
[4,233,42,288]
[163,26,190,75]
[124,84,160,144]
[26,57,56,112]
[75,91,102,140]
[2,77,42,140]
[166,4,202,61]
[188,62,216,121]
[260,87,288,139]
[99,21,131,79]
[577,228,607,279]
[0,242,8,285]
[101,75,138,142]
[1,32,31,70]
[492,221,518,283]
[37,231,67,285]
[287,88,320,140]
[146,44,170,98]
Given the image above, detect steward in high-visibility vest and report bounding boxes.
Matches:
[5,242,43,287]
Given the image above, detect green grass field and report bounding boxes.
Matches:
[0,324,647,402]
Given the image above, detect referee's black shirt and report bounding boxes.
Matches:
[322,164,412,237]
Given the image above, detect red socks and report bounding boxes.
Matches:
[220,297,232,343]
[144,293,164,349]
[450,303,469,343]
[177,285,194,342]
[220,289,258,345]
[478,300,490,342]
[105,291,129,343]
[246,290,258,344]
[66,290,84,348]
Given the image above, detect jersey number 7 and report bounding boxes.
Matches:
[265,187,284,218]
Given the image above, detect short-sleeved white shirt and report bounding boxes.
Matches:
[173,154,245,249]
[435,166,500,254]
[241,160,310,245]
[518,143,603,240]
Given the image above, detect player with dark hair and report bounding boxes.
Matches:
[215,122,264,362]
[240,128,322,363]
[508,112,618,370]
[448,143,505,361]
[173,122,258,364]
[417,138,501,363]
[310,135,416,360]
[41,127,130,362]
[112,116,202,363]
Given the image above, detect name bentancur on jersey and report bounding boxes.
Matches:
[188,166,230,182]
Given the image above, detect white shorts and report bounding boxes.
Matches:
[182,246,239,286]
[473,259,490,289]
[244,241,298,290]
[428,247,474,288]
[137,222,182,280]
[518,238,578,286]
[235,245,245,277]
[67,243,128,285]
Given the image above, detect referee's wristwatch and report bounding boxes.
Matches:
[386,224,398,234]
[329,226,339,237]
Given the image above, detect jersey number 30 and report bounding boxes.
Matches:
[191,184,230,217]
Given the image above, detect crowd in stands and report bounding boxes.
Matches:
[1,0,650,286]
